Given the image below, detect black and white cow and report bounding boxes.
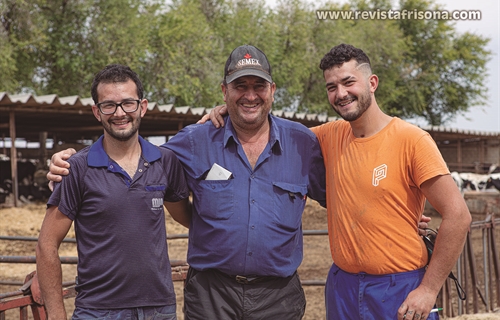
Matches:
[487,173,500,192]
[0,159,51,203]
[450,171,494,192]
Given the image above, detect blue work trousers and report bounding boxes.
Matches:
[325,263,439,320]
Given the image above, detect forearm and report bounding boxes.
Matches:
[397,206,471,319]
[419,209,470,295]
[417,174,472,294]
[36,246,66,319]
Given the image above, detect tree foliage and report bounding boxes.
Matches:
[0,0,491,126]
[395,0,490,125]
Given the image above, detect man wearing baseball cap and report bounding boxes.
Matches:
[46,45,327,319]
[165,44,326,319]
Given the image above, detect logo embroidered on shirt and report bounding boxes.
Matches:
[372,164,387,186]
[152,198,163,209]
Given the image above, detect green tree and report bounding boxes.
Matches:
[394,0,490,125]
[144,0,222,106]
[34,0,153,97]
[267,0,317,111]
[0,0,46,93]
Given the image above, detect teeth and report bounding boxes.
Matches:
[242,104,257,108]
[339,99,354,106]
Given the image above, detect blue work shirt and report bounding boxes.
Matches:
[165,115,326,277]
[48,135,189,309]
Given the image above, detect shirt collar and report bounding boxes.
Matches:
[88,135,161,167]
[222,114,282,152]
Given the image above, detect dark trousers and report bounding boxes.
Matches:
[183,267,306,320]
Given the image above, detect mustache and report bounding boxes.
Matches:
[108,115,132,122]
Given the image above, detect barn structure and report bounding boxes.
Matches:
[1,92,500,206]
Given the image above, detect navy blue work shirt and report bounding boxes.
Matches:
[165,114,326,277]
[48,135,189,309]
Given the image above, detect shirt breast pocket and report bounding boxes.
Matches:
[194,179,235,220]
[144,184,166,215]
[272,182,308,230]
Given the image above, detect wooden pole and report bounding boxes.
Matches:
[38,131,48,169]
[457,139,462,172]
[9,110,18,207]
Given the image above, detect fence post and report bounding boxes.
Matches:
[489,215,500,310]
[466,231,480,313]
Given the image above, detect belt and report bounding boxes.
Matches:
[233,275,277,284]
[214,269,281,284]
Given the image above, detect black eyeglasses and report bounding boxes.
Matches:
[97,99,141,115]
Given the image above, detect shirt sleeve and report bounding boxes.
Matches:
[411,132,450,187]
[47,156,86,221]
[162,149,190,202]
[162,128,196,177]
[307,137,327,207]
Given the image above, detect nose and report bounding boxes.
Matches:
[243,88,258,101]
[337,85,348,98]
[113,104,128,116]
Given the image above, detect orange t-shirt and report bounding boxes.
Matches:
[311,118,449,274]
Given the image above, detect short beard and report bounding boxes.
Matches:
[103,116,140,141]
[333,90,371,122]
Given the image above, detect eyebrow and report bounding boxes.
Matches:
[100,98,136,102]
[325,75,355,87]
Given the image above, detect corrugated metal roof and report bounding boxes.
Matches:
[419,125,500,137]
[1,92,498,140]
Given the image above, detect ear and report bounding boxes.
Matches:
[221,83,227,102]
[270,82,276,102]
[139,99,148,118]
[369,74,379,93]
[92,105,102,122]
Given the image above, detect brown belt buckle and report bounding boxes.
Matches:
[235,275,250,284]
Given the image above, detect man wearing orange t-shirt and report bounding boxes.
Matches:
[312,44,471,320]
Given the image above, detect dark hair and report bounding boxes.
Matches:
[319,44,371,72]
[91,64,144,104]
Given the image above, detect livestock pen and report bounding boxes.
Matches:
[2,197,500,319]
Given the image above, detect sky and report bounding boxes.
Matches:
[434,0,499,133]
[269,0,500,133]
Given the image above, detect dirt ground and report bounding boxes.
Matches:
[1,198,500,320]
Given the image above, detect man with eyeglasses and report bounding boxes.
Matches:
[36,64,190,320]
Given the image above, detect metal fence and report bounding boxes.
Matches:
[2,222,500,318]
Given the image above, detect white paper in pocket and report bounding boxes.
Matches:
[205,163,233,180]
